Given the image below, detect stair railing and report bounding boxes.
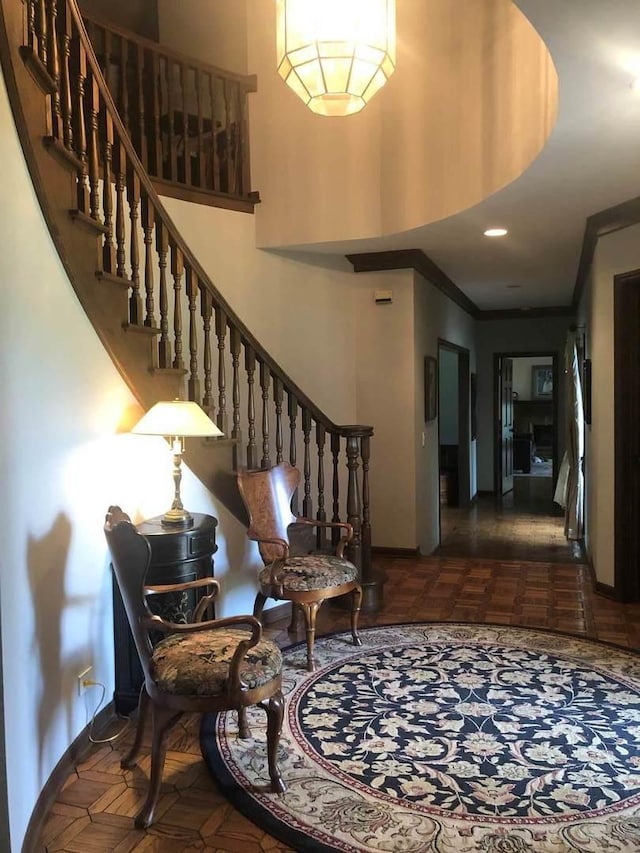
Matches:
[17,0,374,575]
[82,13,258,210]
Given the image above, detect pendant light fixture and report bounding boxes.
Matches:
[276,0,396,117]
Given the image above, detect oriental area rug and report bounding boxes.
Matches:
[200,623,640,852]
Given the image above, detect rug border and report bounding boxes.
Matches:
[200,621,639,853]
[200,713,342,853]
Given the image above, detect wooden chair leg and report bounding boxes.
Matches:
[135,704,182,830]
[253,591,267,620]
[288,602,298,634]
[259,690,286,794]
[237,707,251,739]
[301,601,321,672]
[121,686,150,769]
[351,584,363,647]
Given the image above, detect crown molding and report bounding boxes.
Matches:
[346,249,480,317]
[346,249,572,320]
[572,195,640,311]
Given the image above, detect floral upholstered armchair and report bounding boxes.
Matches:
[236,462,363,671]
[104,505,286,829]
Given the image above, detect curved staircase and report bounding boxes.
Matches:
[0,0,376,583]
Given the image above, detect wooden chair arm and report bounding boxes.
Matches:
[141,612,262,638]
[295,517,354,557]
[250,535,289,558]
[144,577,220,597]
[266,558,287,595]
[144,577,220,623]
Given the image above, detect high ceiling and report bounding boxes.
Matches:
[326,1,640,313]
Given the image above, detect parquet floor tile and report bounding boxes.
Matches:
[35,493,640,851]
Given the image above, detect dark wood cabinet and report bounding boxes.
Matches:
[112,513,218,714]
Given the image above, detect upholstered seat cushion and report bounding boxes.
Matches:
[151,629,282,695]
[259,554,358,592]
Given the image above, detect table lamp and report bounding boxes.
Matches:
[131,399,223,527]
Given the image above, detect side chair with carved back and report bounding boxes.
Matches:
[236,462,363,672]
[104,505,286,829]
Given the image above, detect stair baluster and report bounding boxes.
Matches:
[245,345,257,469]
[170,244,184,370]
[274,377,284,464]
[302,408,312,519]
[316,423,326,549]
[200,288,214,417]
[215,308,227,434]
[185,266,200,406]
[140,193,155,324]
[127,169,142,323]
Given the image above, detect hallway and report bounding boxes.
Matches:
[437,478,583,564]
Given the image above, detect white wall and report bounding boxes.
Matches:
[351,271,417,549]
[159,199,359,426]
[0,68,258,850]
[157,0,248,73]
[414,275,477,554]
[157,0,556,253]
[512,355,552,400]
[579,223,640,588]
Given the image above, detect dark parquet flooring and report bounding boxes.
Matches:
[38,489,640,851]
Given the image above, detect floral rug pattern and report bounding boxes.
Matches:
[201,623,640,852]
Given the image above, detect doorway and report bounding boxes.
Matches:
[614,269,640,601]
[437,341,471,521]
[494,352,559,505]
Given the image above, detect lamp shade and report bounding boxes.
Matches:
[131,400,223,438]
[276,0,396,117]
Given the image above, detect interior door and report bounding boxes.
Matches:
[501,357,514,495]
[614,270,640,601]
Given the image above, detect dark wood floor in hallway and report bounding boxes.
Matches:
[437,477,584,563]
[38,491,640,852]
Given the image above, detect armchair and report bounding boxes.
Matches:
[236,462,363,672]
[104,506,285,829]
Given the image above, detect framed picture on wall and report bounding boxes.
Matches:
[424,355,438,422]
[470,372,477,439]
[531,365,553,399]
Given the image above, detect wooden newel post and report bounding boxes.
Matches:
[342,426,381,612]
[345,432,362,571]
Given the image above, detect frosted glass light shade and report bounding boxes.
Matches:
[131,400,223,438]
[276,0,396,116]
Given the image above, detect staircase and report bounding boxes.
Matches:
[0,0,376,587]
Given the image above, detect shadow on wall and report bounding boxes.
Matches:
[27,514,93,782]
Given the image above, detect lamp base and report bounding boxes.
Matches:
[161,507,194,528]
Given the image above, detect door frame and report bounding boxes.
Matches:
[437,339,471,511]
[493,351,559,495]
[613,268,640,601]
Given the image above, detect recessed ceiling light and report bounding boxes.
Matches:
[484,227,508,237]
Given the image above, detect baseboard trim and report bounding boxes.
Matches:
[583,547,618,600]
[594,581,617,599]
[372,546,420,558]
[261,601,292,624]
[22,702,116,853]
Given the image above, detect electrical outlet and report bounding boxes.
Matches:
[77,665,93,696]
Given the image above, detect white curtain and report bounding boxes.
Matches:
[553,330,584,540]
